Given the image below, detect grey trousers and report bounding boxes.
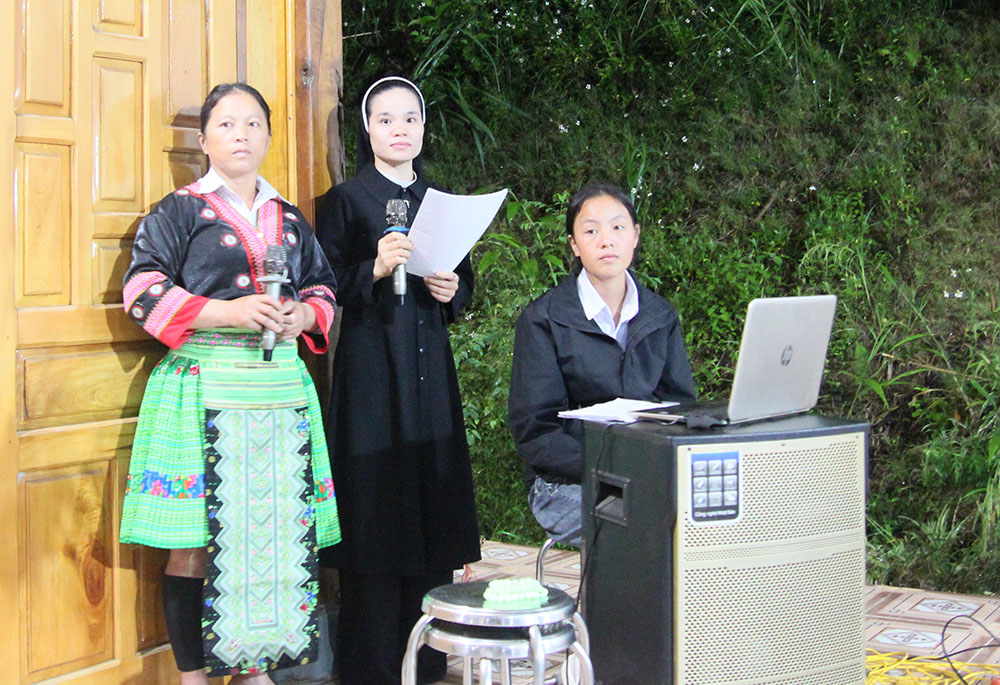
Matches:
[528,476,583,547]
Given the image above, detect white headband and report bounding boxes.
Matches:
[361,77,426,133]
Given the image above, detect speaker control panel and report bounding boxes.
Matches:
[688,450,742,524]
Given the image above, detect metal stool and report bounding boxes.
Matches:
[401,580,593,685]
[535,537,556,583]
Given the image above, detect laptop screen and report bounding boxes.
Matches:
[727,294,837,423]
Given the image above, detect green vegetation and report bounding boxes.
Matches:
[340,0,1000,593]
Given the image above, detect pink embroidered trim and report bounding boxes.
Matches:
[258,200,282,245]
[300,285,336,333]
[195,193,283,294]
[299,284,335,303]
[311,299,335,334]
[145,285,194,339]
[123,270,168,309]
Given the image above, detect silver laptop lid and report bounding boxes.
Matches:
[727,295,837,423]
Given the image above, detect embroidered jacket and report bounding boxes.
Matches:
[123,184,337,350]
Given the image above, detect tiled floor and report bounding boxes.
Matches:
[865,583,1000,664]
[472,541,1000,665]
[279,540,1000,683]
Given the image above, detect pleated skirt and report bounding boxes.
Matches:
[119,329,340,550]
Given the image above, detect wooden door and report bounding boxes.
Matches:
[0,1,342,682]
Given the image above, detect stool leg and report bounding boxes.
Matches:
[462,656,474,684]
[500,657,512,685]
[572,612,590,653]
[528,625,546,685]
[401,613,434,685]
[535,537,556,583]
[480,657,493,684]
[569,642,594,685]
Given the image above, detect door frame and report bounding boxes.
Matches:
[1,0,19,673]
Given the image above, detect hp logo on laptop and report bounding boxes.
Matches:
[781,345,794,366]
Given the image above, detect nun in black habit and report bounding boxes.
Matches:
[315,76,480,685]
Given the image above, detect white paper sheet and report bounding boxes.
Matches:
[405,187,508,277]
[557,398,678,424]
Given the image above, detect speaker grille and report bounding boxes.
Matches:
[676,549,866,684]
[680,433,865,547]
[681,532,860,562]
[675,431,867,684]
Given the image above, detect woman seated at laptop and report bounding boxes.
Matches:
[508,183,697,546]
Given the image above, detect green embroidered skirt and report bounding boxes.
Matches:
[120,330,339,548]
[119,329,340,675]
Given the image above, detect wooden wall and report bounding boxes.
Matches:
[1,1,342,681]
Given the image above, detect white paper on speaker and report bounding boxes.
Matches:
[558,398,677,424]
[404,187,508,277]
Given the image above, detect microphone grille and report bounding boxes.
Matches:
[386,199,409,226]
[263,244,287,275]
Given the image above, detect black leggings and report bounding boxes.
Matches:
[162,574,206,672]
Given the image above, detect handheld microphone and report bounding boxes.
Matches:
[384,199,409,306]
[258,244,289,362]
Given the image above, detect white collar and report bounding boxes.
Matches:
[376,165,417,188]
[577,270,639,324]
[197,168,286,209]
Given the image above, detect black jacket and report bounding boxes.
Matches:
[508,274,697,485]
[315,163,480,574]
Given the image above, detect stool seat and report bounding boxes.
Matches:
[422,580,576,627]
[402,580,593,685]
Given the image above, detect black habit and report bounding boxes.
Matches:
[316,163,480,576]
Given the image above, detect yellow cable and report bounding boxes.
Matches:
[867,649,1000,684]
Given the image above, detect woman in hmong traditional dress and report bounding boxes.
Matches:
[119,82,340,684]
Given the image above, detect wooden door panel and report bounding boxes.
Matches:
[16,342,162,431]
[18,308,151,347]
[165,0,209,127]
[19,461,115,681]
[93,57,145,211]
[19,421,137,472]
[163,149,210,197]
[247,0,291,198]
[93,237,135,304]
[14,142,72,308]
[95,0,144,37]
[15,115,76,143]
[14,0,72,116]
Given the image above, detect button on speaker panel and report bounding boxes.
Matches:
[689,451,741,524]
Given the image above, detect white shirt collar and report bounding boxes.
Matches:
[197,168,285,226]
[576,270,639,348]
[375,165,417,189]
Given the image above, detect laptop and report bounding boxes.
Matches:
[631,295,838,428]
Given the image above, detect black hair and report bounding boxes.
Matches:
[199,82,271,134]
[355,76,425,174]
[565,183,638,236]
[363,78,423,120]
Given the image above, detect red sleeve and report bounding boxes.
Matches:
[156,295,211,349]
[300,300,332,354]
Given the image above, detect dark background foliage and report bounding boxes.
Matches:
[338,0,1000,593]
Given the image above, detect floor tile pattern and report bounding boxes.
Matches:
[277,540,1000,683]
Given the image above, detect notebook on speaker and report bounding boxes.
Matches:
[631,295,838,428]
